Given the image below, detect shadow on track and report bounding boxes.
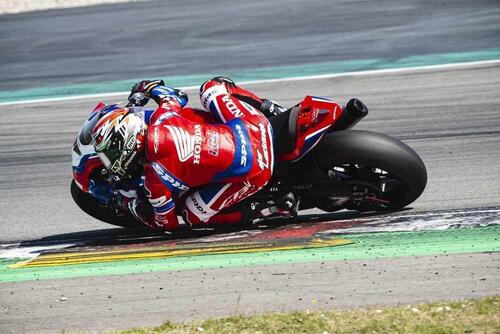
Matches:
[18,209,406,249]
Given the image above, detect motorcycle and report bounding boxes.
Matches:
[71,94,427,229]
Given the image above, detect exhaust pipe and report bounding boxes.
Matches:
[329,98,369,132]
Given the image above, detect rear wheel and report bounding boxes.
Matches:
[313,130,427,211]
[71,180,142,228]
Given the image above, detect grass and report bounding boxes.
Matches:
[110,295,500,334]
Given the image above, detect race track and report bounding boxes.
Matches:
[1,0,500,333]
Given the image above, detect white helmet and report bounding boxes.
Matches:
[91,108,146,176]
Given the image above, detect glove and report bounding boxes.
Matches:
[129,79,165,99]
[127,92,150,107]
[130,79,188,107]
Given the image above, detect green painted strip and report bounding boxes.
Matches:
[0,225,498,283]
[1,48,500,103]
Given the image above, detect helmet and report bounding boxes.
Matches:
[91,108,146,176]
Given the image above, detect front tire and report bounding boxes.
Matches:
[71,180,142,228]
[313,130,427,211]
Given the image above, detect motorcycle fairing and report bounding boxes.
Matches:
[72,150,102,191]
[72,102,111,191]
[279,95,340,162]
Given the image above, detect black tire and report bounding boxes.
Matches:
[71,180,142,228]
[313,130,427,210]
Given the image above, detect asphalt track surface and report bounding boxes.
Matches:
[1,0,500,90]
[1,62,500,333]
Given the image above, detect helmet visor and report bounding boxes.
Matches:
[95,131,125,171]
[92,112,143,176]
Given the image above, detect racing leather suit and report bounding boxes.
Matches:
[142,79,274,230]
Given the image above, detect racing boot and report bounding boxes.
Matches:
[260,99,288,117]
[247,192,299,223]
[275,192,298,217]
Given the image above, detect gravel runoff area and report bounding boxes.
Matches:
[0,0,146,15]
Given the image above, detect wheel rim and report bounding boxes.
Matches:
[327,163,408,211]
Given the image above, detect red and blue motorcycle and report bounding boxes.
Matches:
[71,95,427,229]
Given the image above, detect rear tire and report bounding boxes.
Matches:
[313,130,427,210]
[71,180,142,228]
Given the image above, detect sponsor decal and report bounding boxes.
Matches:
[153,127,160,153]
[312,108,330,124]
[125,136,136,151]
[121,150,137,172]
[234,124,248,166]
[312,109,319,124]
[117,136,137,172]
[219,181,253,209]
[151,162,189,191]
[166,125,195,162]
[256,123,270,170]
[207,130,219,156]
[193,124,202,164]
[150,195,167,208]
[201,89,215,107]
[165,125,202,164]
[190,194,207,214]
[221,95,243,118]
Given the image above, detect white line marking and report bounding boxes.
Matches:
[0,243,79,260]
[332,208,500,223]
[1,59,499,107]
[323,208,500,234]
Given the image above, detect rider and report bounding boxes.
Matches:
[91,77,275,231]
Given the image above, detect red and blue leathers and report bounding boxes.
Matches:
[143,80,274,230]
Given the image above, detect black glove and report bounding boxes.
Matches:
[128,79,165,99]
[127,92,149,107]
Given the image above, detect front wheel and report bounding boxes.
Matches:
[313,130,427,211]
[71,180,142,228]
